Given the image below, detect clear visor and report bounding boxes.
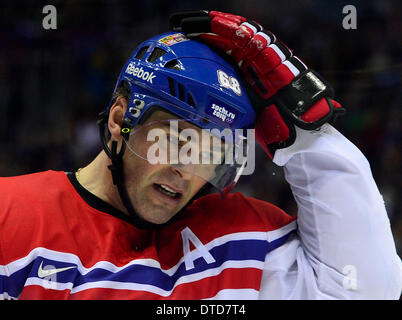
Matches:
[123,113,251,191]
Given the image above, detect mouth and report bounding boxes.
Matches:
[153,183,183,202]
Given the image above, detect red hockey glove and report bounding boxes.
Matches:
[170,10,345,158]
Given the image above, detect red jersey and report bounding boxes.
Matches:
[2,127,401,299]
[0,170,295,299]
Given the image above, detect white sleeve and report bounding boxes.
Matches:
[259,124,402,299]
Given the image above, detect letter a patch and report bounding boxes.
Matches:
[181,227,216,270]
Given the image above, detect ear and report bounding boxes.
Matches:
[108,96,128,142]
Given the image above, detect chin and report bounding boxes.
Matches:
[144,215,174,225]
[138,206,177,225]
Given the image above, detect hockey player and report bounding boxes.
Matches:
[0,11,401,300]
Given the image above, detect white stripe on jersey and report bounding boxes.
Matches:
[19,259,265,297]
[2,231,270,276]
[267,220,297,242]
[2,222,296,297]
[70,259,265,296]
[25,277,74,292]
[3,223,297,277]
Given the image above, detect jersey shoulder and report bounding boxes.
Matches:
[0,170,76,222]
[0,171,75,262]
[0,170,68,197]
[187,192,295,232]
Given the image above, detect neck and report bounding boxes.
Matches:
[76,151,129,216]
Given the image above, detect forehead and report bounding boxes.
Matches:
[139,109,227,151]
[141,109,203,132]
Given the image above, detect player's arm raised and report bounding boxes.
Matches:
[170,10,402,299]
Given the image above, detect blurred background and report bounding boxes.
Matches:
[1,0,401,256]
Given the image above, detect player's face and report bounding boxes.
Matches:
[122,110,210,224]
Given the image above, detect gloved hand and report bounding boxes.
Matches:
[170,10,345,158]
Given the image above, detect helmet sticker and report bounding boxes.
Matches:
[205,100,239,125]
[217,70,242,96]
[159,33,189,46]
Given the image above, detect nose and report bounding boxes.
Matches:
[170,163,196,180]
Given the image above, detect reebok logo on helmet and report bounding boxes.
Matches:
[125,62,156,84]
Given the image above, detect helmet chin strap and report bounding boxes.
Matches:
[97,112,157,229]
[108,140,160,229]
[97,112,215,229]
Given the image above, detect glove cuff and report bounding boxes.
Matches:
[273,69,335,130]
[255,104,296,158]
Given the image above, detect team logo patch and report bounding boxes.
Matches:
[159,33,189,46]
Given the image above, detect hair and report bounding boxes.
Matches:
[112,80,131,102]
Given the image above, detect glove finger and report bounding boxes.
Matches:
[169,10,209,30]
[209,11,246,24]
[178,10,246,37]
[255,104,294,158]
[199,33,236,53]
[251,41,292,76]
[210,15,242,38]
[232,29,277,67]
[231,21,262,48]
[269,57,308,93]
[243,56,307,99]
[171,10,245,35]
[232,32,279,67]
[180,16,212,35]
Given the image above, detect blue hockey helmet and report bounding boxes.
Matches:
[100,31,256,192]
